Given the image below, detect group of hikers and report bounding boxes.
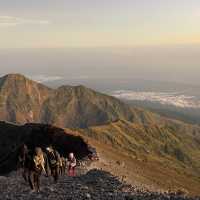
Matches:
[17,144,77,192]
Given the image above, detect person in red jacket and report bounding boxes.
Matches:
[67,152,76,177]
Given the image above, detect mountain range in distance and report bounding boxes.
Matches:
[40,75,200,125]
[0,73,200,195]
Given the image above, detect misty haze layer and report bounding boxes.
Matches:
[0,45,200,85]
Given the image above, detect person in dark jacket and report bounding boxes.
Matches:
[46,146,60,183]
[59,157,67,176]
[17,144,29,182]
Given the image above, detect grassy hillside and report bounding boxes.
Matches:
[76,119,200,195]
[127,100,200,125]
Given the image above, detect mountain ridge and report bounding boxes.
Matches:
[0,73,158,128]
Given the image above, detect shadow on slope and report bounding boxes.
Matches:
[0,121,91,174]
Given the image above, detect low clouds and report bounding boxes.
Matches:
[0,16,50,27]
[112,90,200,108]
[28,75,63,83]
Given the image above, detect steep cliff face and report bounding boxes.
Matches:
[0,74,52,124]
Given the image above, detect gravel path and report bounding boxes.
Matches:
[0,169,199,200]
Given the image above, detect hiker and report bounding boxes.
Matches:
[17,144,29,182]
[46,146,60,183]
[58,157,63,176]
[28,147,47,192]
[59,157,66,176]
[62,157,67,175]
[67,152,76,177]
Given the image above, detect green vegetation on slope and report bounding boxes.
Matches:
[79,119,200,184]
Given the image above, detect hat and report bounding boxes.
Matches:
[69,152,74,158]
[46,147,51,151]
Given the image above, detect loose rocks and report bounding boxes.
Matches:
[0,169,199,200]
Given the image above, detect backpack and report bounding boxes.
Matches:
[48,151,59,167]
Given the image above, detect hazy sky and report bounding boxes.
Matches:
[0,0,200,48]
[0,1,199,85]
